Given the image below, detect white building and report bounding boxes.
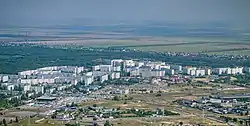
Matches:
[130,69,140,76]
[213,68,227,75]
[190,70,196,76]
[165,69,175,75]
[170,65,182,73]
[113,89,129,94]
[183,67,197,75]
[31,85,44,94]
[124,60,135,67]
[7,84,15,91]
[112,66,121,72]
[205,68,212,75]
[57,85,67,91]
[151,70,165,77]
[231,67,243,75]
[100,74,109,83]
[18,70,37,76]
[92,65,100,71]
[99,65,112,72]
[136,62,145,67]
[213,67,243,75]
[2,75,9,82]
[110,72,121,79]
[139,66,152,78]
[84,75,94,86]
[24,84,31,92]
[159,65,171,70]
[195,69,206,77]
[111,59,123,67]
[21,78,55,85]
[77,67,85,74]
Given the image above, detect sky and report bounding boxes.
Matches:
[0,0,250,27]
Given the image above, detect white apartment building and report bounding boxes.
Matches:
[24,84,31,93]
[183,67,197,75]
[110,72,121,79]
[112,66,121,72]
[2,75,9,82]
[205,68,212,75]
[84,75,94,86]
[130,69,140,76]
[111,59,123,67]
[231,67,243,74]
[151,70,165,77]
[31,85,44,94]
[100,74,109,83]
[139,66,152,78]
[124,60,135,67]
[57,85,67,91]
[165,69,175,75]
[21,78,55,85]
[136,62,145,67]
[170,65,182,73]
[99,65,112,72]
[92,65,100,71]
[159,65,171,70]
[18,70,37,76]
[195,69,206,77]
[213,67,243,75]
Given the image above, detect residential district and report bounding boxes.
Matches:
[1,59,250,125]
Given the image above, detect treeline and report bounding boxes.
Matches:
[1,44,250,74]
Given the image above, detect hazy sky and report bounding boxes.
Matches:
[0,0,250,26]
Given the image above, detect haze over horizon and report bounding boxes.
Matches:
[0,0,250,28]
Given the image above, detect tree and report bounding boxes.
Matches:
[239,120,243,125]
[156,94,161,97]
[179,121,183,126]
[124,101,127,104]
[93,104,97,107]
[113,96,120,101]
[104,120,111,126]
[15,117,18,123]
[2,118,7,126]
[233,118,237,122]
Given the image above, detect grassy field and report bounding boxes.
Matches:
[33,37,250,55]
